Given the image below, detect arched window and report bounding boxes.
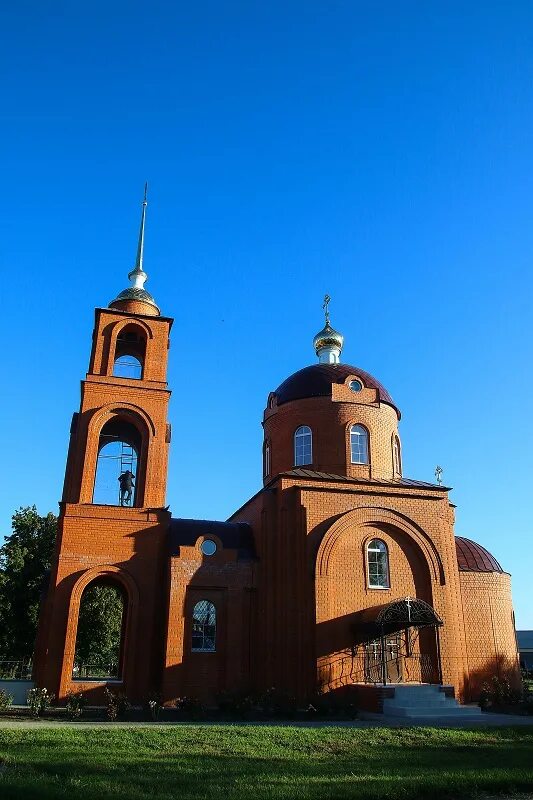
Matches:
[393,436,402,475]
[93,417,142,506]
[367,539,390,589]
[350,424,369,464]
[113,354,143,379]
[294,425,312,466]
[113,324,146,379]
[263,440,271,478]
[191,600,216,652]
[72,581,125,679]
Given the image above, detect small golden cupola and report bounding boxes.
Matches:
[109,184,160,317]
[313,294,344,363]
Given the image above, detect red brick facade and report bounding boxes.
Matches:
[34,292,520,706]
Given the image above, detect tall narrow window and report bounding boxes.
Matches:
[264,440,271,478]
[294,426,312,466]
[367,539,390,589]
[350,424,369,464]
[393,436,402,475]
[191,600,216,652]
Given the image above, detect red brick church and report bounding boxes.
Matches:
[34,194,520,711]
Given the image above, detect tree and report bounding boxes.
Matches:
[1,507,125,674]
[0,506,57,662]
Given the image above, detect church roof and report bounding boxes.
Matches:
[169,518,256,559]
[274,363,400,418]
[276,468,445,490]
[455,536,504,573]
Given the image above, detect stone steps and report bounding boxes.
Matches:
[382,684,485,720]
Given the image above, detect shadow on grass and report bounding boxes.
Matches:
[0,726,532,800]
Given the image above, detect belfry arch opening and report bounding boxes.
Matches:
[72,579,126,680]
[113,324,147,379]
[93,416,143,506]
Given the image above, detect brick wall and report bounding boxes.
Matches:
[459,571,520,697]
[263,392,401,482]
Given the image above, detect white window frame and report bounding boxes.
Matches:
[294,426,312,466]
[367,539,390,589]
[350,424,369,464]
[264,440,271,478]
[393,436,402,475]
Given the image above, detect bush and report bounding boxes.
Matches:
[306,689,358,719]
[479,675,523,710]
[175,696,206,719]
[104,687,131,721]
[27,687,55,718]
[258,687,298,718]
[144,692,163,721]
[65,690,86,720]
[217,689,256,718]
[0,689,13,711]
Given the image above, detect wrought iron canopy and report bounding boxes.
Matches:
[351,597,443,644]
[376,597,443,629]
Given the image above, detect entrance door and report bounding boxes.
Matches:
[385,635,403,683]
[364,635,403,683]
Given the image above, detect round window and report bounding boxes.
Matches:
[349,379,363,392]
[200,539,217,556]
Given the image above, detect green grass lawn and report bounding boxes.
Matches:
[0,725,532,800]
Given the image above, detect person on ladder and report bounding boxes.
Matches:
[118,470,135,506]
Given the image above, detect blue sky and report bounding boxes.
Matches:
[1,2,532,627]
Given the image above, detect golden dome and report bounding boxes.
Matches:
[313,321,344,354]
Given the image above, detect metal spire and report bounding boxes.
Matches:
[128,183,148,286]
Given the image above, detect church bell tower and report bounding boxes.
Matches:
[34,187,174,702]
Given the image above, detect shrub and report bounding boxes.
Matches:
[258,687,298,718]
[217,689,256,718]
[175,696,206,719]
[306,689,358,719]
[144,692,163,721]
[0,689,13,711]
[479,675,522,709]
[104,687,131,721]
[65,690,86,720]
[27,687,55,718]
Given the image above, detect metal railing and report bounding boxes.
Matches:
[318,649,442,692]
[72,664,120,680]
[0,660,33,680]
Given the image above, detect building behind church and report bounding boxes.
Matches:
[34,194,520,713]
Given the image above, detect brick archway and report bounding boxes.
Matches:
[59,566,140,698]
[315,506,445,585]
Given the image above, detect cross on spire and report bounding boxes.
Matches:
[323,294,331,326]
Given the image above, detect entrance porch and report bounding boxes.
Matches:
[318,597,445,701]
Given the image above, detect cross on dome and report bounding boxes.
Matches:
[313,294,344,364]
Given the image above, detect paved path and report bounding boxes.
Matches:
[0,713,532,729]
